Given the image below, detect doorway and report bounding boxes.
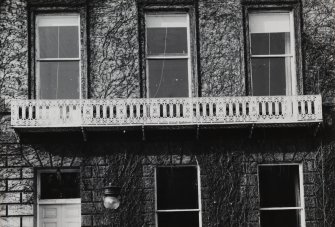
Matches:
[37,169,81,227]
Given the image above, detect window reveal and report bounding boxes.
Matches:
[146,14,191,98]
[36,15,80,99]
[249,12,296,96]
[156,166,201,227]
[258,165,305,227]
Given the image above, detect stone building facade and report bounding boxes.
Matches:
[0,0,334,227]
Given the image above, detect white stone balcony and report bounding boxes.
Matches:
[11,95,322,130]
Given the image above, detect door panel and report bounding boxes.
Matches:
[42,207,58,218]
[62,204,81,227]
[43,223,57,227]
[40,205,60,227]
[39,204,80,227]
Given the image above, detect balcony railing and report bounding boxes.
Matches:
[11,95,322,129]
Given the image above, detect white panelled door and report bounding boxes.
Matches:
[39,204,81,227]
[38,169,81,227]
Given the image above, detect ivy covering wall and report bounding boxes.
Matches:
[0,0,334,227]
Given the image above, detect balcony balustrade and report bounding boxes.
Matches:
[11,95,322,129]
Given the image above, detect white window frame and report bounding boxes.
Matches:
[249,11,297,96]
[145,13,192,98]
[155,165,202,227]
[257,163,306,227]
[35,14,81,99]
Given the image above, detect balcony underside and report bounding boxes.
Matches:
[11,95,323,132]
[12,122,321,134]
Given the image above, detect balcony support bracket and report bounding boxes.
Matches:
[142,125,145,141]
[81,127,87,142]
[314,122,321,137]
[196,125,200,140]
[14,130,21,143]
[249,124,255,139]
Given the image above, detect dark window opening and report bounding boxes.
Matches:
[40,171,80,199]
[156,166,200,227]
[260,210,301,227]
[258,165,303,227]
[259,165,300,207]
[158,212,199,227]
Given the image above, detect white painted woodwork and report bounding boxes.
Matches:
[249,12,291,33]
[39,204,80,227]
[11,95,322,128]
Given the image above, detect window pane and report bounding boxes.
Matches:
[148,59,188,98]
[40,172,80,199]
[157,167,198,210]
[36,15,79,27]
[270,32,290,55]
[251,33,269,55]
[59,26,79,58]
[259,165,300,207]
[251,33,290,55]
[147,27,188,55]
[57,61,80,99]
[39,26,79,58]
[270,58,287,95]
[158,212,199,227]
[260,210,300,227]
[39,27,58,58]
[39,62,58,99]
[39,61,80,99]
[249,13,290,33]
[146,14,187,28]
[252,58,289,96]
[251,58,269,96]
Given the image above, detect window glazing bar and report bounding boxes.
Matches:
[260,207,303,211]
[37,58,81,61]
[157,209,200,212]
[146,56,189,59]
[251,54,293,58]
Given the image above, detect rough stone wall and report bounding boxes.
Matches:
[0,144,34,227]
[0,0,28,112]
[80,144,144,227]
[199,1,245,97]
[0,142,82,227]
[89,0,140,99]
[1,0,334,227]
[0,131,325,227]
[321,143,335,226]
[138,135,324,227]
[73,132,324,227]
[242,140,323,226]
[1,0,334,99]
[302,0,335,98]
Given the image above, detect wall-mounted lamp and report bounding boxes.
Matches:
[103,183,121,209]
